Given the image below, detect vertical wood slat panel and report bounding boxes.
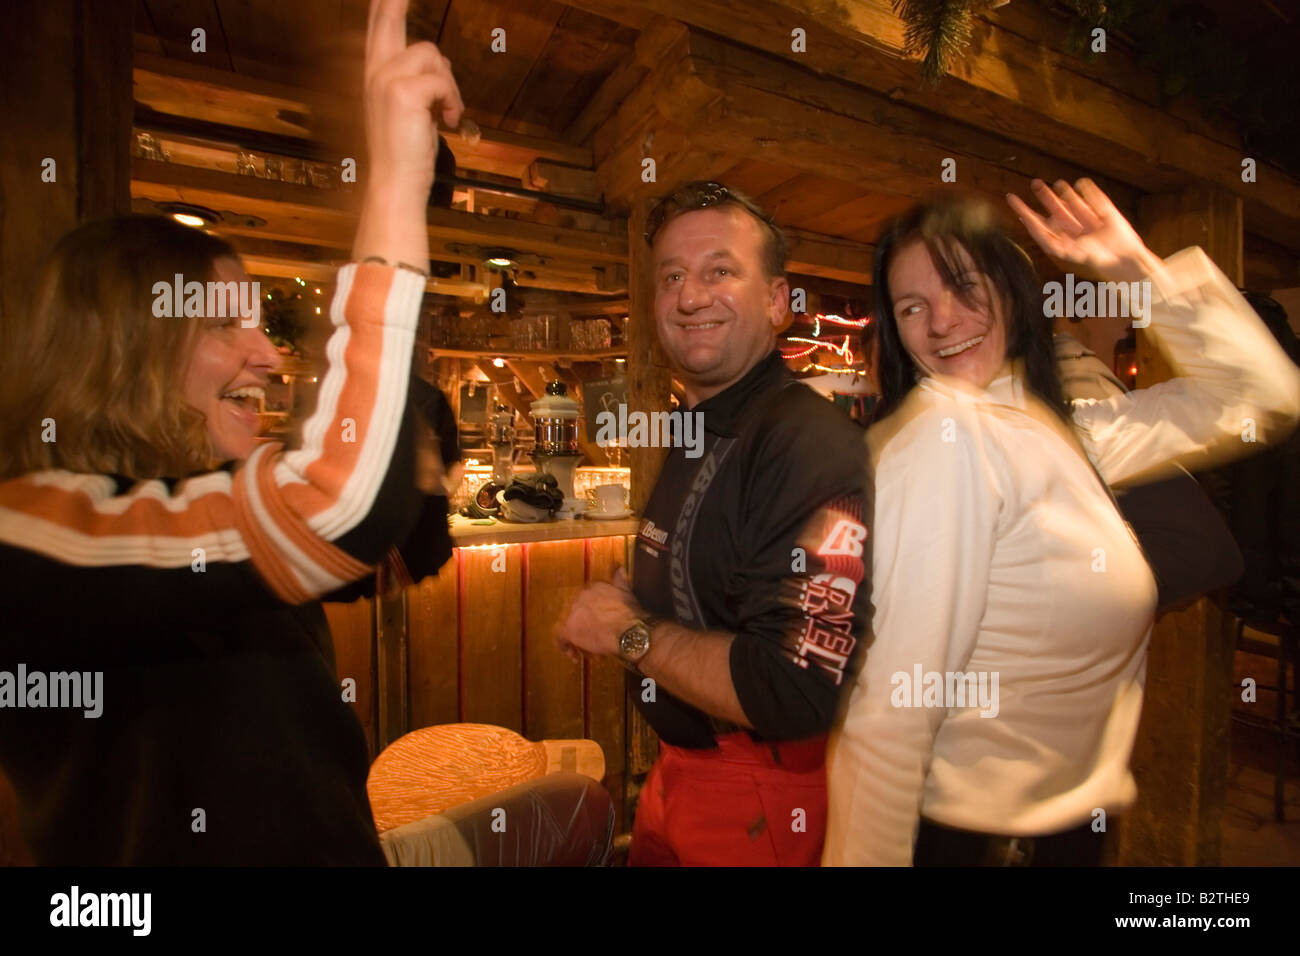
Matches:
[586,536,629,778]
[323,598,377,758]
[524,540,588,740]
[460,545,524,730]
[408,554,461,730]
[375,589,408,751]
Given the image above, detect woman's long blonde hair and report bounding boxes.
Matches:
[0,215,239,481]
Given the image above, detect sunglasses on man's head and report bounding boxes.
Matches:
[644,181,769,245]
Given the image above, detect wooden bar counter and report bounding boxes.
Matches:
[323,513,642,832]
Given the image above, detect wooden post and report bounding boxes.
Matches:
[1111,187,1244,865]
[625,201,673,513]
[0,0,131,868]
[0,0,132,333]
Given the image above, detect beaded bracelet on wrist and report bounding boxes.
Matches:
[360,255,430,279]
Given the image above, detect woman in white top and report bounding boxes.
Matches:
[824,179,1300,866]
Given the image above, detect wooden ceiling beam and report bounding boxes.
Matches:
[566,18,688,144]
[569,0,1300,251]
[596,118,876,285]
[130,157,626,264]
[661,31,1143,217]
[134,59,590,179]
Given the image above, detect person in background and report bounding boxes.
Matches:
[557,181,871,866]
[333,370,463,599]
[825,180,1300,866]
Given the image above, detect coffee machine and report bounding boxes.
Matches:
[530,381,584,518]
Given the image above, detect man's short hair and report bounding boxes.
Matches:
[644,181,788,279]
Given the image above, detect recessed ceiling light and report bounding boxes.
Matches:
[158,202,219,227]
[482,248,518,270]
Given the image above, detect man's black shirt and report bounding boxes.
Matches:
[630,351,872,749]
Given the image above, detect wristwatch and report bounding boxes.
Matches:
[617,617,657,669]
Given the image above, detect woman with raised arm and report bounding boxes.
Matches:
[0,0,464,865]
[824,180,1300,866]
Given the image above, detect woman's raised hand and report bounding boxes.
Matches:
[1007,179,1164,283]
[353,0,465,266]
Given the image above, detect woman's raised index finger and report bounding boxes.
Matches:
[367,0,408,73]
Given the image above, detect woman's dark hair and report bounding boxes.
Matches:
[872,197,1069,425]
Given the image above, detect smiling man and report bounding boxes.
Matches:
[557,182,872,866]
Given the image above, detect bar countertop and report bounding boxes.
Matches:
[449,513,640,546]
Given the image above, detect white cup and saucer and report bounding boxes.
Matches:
[584,483,632,520]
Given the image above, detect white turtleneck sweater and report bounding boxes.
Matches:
[824,247,1300,866]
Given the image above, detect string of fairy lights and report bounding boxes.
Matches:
[781,312,872,377]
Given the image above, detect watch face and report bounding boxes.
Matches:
[620,623,651,661]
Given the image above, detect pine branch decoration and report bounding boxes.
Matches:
[892,0,978,82]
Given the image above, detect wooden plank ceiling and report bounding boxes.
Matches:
[130,0,1300,310]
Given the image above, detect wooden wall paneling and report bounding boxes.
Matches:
[1,0,133,328]
[375,587,408,751]
[323,597,378,758]
[1109,187,1246,866]
[80,0,134,222]
[585,536,629,762]
[626,525,659,784]
[587,535,632,834]
[459,544,524,729]
[625,202,673,513]
[408,557,462,730]
[1137,189,1244,387]
[1244,234,1300,294]
[523,540,588,739]
[976,0,1239,152]
[0,0,131,866]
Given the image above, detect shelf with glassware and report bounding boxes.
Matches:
[431,347,626,362]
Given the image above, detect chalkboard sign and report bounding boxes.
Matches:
[583,375,627,446]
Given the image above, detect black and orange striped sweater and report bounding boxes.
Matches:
[0,262,426,864]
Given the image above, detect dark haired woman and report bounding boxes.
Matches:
[823,179,1300,866]
[0,0,464,864]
